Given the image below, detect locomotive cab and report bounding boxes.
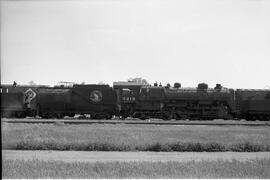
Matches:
[113,81,146,118]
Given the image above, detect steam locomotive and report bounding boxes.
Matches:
[1,81,270,120]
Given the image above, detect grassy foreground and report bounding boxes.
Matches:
[3,159,270,178]
[2,123,270,152]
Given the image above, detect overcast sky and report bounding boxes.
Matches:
[1,0,270,88]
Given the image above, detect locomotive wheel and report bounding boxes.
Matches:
[49,113,57,119]
[162,114,172,120]
[217,105,230,120]
[258,114,264,121]
[189,115,199,121]
[248,116,254,121]
[175,114,182,120]
[48,113,57,119]
[162,110,173,120]
[161,115,168,120]
[262,114,269,121]
[92,114,105,119]
[78,114,87,119]
[56,113,64,119]
[179,115,188,120]
[68,113,75,118]
[120,116,127,120]
[246,114,252,121]
[92,114,98,119]
[267,114,270,121]
[266,114,270,121]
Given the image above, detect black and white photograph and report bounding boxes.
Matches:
[1,0,270,178]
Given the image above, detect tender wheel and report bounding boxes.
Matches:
[28,110,37,117]
[15,111,26,118]
[138,113,147,120]
[92,114,105,119]
[105,114,112,120]
[40,113,49,119]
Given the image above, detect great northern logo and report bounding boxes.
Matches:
[90,90,102,102]
[24,88,36,103]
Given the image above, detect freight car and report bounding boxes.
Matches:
[1,84,42,118]
[1,91,26,118]
[235,89,270,120]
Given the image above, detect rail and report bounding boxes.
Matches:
[1,119,269,126]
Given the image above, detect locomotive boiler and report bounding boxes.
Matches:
[114,82,236,120]
[161,83,236,120]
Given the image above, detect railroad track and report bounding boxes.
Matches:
[2,118,270,126]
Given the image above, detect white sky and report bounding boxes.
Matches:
[1,0,270,88]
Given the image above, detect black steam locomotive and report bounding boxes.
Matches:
[1,81,270,120]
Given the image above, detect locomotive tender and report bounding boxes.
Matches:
[1,81,270,120]
[33,84,117,119]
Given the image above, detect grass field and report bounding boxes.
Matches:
[3,158,270,178]
[2,123,270,151]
